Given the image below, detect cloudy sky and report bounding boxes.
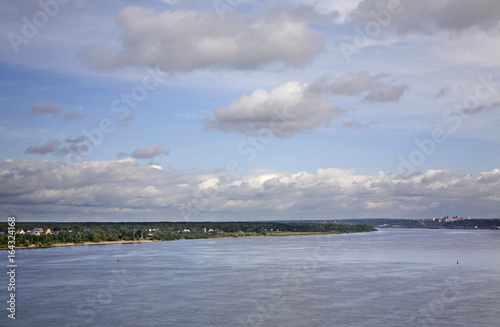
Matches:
[1,0,499,221]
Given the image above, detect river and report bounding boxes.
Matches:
[1,229,499,326]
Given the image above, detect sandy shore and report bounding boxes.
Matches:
[5,231,345,249]
[51,239,158,247]
[8,239,158,249]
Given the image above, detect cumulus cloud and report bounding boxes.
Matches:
[131,144,169,159]
[350,0,500,35]
[25,140,61,155]
[80,6,324,72]
[205,80,345,137]
[205,71,406,137]
[27,103,62,117]
[63,109,84,121]
[1,159,499,220]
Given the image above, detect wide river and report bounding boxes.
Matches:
[1,229,499,326]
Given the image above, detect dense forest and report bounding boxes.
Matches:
[0,221,376,248]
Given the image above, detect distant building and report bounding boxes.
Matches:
[182,229,190,233]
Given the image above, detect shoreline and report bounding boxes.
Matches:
[3,227,497,250]
[8,239,158,249]
[2,231,356,249]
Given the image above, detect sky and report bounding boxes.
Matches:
[0,0,499,222]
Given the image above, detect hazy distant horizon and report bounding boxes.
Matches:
[7,217,500,224]
[1,1,499,222]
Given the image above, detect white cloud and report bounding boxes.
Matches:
[131,144,169,159]
[80,6,325,72]
[205,71,406,137]
[1,160,499,220]
[430,28,500,67]
[350,0,500,35]
[149,164,163,170]
[205,80,345,137]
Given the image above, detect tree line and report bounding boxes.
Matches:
[0,221,376,248]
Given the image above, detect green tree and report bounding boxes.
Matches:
[134,229,143,239]
[91,232,101,242]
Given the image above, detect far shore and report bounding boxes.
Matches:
[2,231,356,249]
[9,239,158,249]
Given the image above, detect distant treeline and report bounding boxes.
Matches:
[0,221,376,248]
[334,218,500,229]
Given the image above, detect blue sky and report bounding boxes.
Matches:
[1,0,499,221]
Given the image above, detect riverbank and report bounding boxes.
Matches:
[1,221,377,249]
[1,231,370,249]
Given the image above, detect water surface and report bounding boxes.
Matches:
[1,229,499,326]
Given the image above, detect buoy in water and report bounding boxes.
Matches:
[117,259,120,262]
[457,260,459,264]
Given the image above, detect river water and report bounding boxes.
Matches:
[1,229,499,326]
